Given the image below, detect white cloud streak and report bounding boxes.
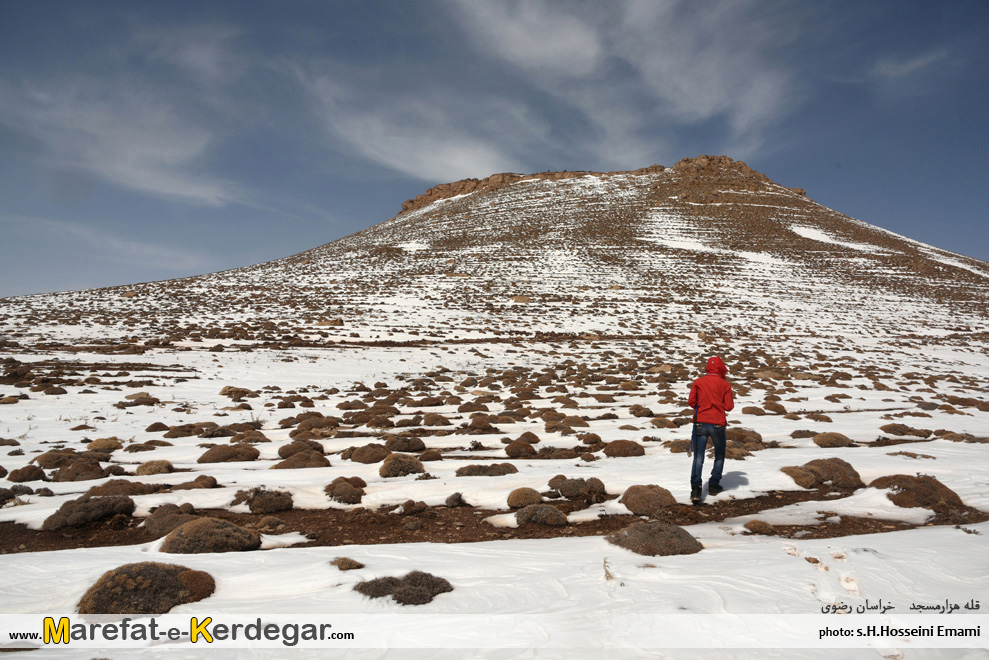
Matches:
[1,213,212,272]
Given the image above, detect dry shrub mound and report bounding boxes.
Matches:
[35,451,78,469]
[420,449,442,461]
[385,436,426,452]
[620,484,677,517]
[42,495,135,531]
[52,459,107,482]
[603,440,645,457]
[78,562,215,614]
[144,503,198,538]
[330,557,364,571]
[869,475,964,513]
[379,453,425,478]
[348,443,389,464]
[88,437,123,452]
[353,571,453,606]
[606,522,702,556]
[245,488,293,514]
[170,475,218,491]
[880,423,932,438]
[505,439,536,458]
[548,475,606,501]
[455,463,518,477]
[744,520,775,535]
[517,431,540,444]
[136,460,174,476]
[515,504,567,527]
[197,444,259,464]
[85,479,164,497]
[790,430,817,439]
[813,433,853,448]
[507,487,542,509]
[7,465,47,483]
[781,458,864,489]
[271,450,330,469]
[160,518,261,554]
[325,476,367,504]
[278,439,325,459]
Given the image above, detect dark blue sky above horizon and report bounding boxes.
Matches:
[1,0,987,297]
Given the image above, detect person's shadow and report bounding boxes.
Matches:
[712,471,748,493]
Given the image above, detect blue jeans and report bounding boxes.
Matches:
[690,423,726,489]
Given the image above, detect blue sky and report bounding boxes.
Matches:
[1,0,987,297]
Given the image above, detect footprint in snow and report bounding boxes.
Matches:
[840,575,861,596]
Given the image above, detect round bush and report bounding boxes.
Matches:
[160,518,260,554]
[77,562,215,614]
[507,487,542,509]
[606,522,702,556]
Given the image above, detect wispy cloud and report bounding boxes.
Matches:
[1,213,212,272]
[452,0,798,163]
[301,70,534,181]
[871,49,948,79]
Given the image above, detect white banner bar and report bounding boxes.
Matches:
[1,613,985,649]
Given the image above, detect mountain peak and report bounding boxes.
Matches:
[400,155,770,215]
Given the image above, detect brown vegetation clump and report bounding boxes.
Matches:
[330,557,364,571]
[42,495,135,531]
[507,487,542,509]
[87,437,123,452]
[7,465,47,483]
[515,504,568,526]
[619,484,677,516]
[35,451,78,469]
[52,459,107,482]
[385,435,426,452]
[420,449,442,461]
[744,520,776,535]
[548,475,606,501]
[455,463,519,477]
[812,432,853,448]
[603,440,645,457]
[606,522,703,556]
[244,487,293,514]
[136,460,174,476]
[144,503,198,538]
[77,562,215,614]
[781,457,864,490]
[790,429,818,439]
[271,450,331,469]
[169,475,218,491]
[277,439,325,459]
[348,443,389,464]
[197,444,259,464]
[325,476,367,504]
[160,518,261,554]
[505,439,536,458]
[379,453,425,478]
[353,571,453,605]
[880,423,932,438]
[869,474,964,513]
[85,479,165,497]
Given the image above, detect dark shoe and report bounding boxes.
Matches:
[709,483,723,496]
[690,487,702,504]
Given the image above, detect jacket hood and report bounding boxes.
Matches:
[706,356,728,378]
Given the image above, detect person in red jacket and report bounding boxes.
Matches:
[687,356,735,503]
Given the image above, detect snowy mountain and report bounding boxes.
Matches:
[1,156,987,657]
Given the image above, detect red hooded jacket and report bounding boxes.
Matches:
[688,356,734,426]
